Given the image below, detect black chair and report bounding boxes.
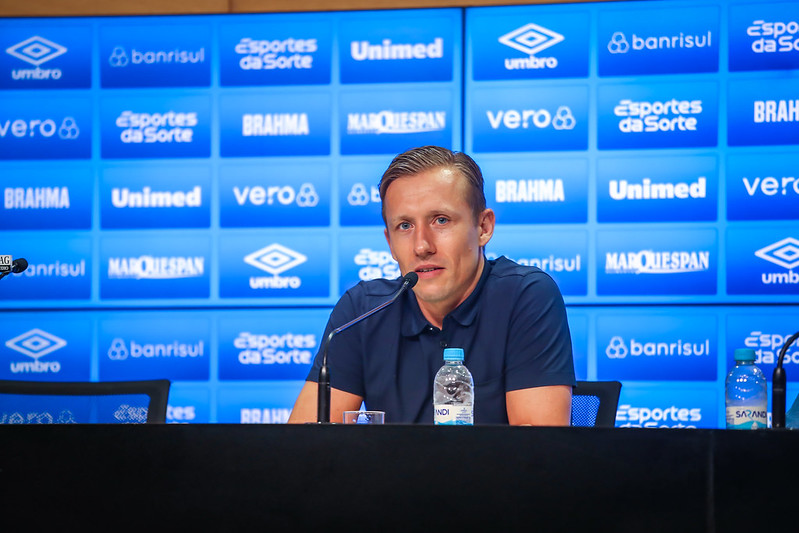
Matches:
[0,379,170,424]
[571,380,622,428]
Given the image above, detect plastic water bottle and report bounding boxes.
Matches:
[433,348,474,425]
[725,348,768,430]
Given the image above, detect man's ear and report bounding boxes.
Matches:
[478,208,495,247]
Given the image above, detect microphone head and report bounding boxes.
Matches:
[12,258,28,274]
[403,271,419,288]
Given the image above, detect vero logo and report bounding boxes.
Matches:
[244,244,307,275]
[5,328,67,358]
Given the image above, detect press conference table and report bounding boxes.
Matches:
[1,424,796,532]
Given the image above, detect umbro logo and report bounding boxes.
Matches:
[755,237,799,270]
[244,244,307,275]
[6,36,67,66]
[498,23,564,56]
[5,328,67,359]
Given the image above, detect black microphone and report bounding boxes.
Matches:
[772,331,799,428]
[0,257,27,280]
[317,271,419,423]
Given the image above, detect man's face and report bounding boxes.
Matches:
[383,167,494,318]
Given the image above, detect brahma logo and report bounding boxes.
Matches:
[755,237,799,285]
[753,99,799,123]
[5,187,70,209]
[6,35,66,80]
[245,244,306,289]
[495,179,565,203]
[346,110,446,135]
[498,23,563,70]
[605,250,710,274]
[242,113,309,136]
[5,328,65,374]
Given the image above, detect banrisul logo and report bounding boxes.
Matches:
[99,24,211,87]
[498,23,563,71]
[597,313,716,381]
[598,6,719,75]
[5,328,65,374]
[245,244,307,289]
[730,3,799,71]
[6,35,67,80]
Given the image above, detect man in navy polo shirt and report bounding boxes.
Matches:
[288,146,575,425]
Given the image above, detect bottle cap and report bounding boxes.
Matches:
[734,348,756,362]
[443,347,464,362]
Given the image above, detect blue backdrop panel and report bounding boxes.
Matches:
[1,1,798,427]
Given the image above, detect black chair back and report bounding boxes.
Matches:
[0,379,170,424]
[571,380,622,428]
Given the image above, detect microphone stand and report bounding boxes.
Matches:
[317,272,417,424]
[772,331,799,428]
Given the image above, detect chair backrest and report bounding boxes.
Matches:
[571,380,622,428]
[0,379,170,424]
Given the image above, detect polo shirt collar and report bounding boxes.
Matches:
[400,257,493,337]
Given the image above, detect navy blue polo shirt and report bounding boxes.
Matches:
[306,256,575,424]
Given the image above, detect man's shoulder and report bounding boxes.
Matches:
[487,256,549,282]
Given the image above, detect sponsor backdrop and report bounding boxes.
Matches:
[1,0,798,427]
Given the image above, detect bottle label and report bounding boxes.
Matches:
[434,404,473,425]
[725,406,768,430]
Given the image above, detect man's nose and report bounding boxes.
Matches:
[414,226,435,256]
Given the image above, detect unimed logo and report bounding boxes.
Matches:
[350,37,443,61]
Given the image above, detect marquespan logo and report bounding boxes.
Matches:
[498,23,563,70]
[6,35,66,80]
[5,328,65,374]
[346,110,446,135]
[605,250,710,274]
[107,256,205,280]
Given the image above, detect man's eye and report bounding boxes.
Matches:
[435,217,448,225]
[399,222,411,230]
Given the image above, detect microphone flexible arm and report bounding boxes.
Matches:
[317,272,418,423]
[772,330,799,429]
